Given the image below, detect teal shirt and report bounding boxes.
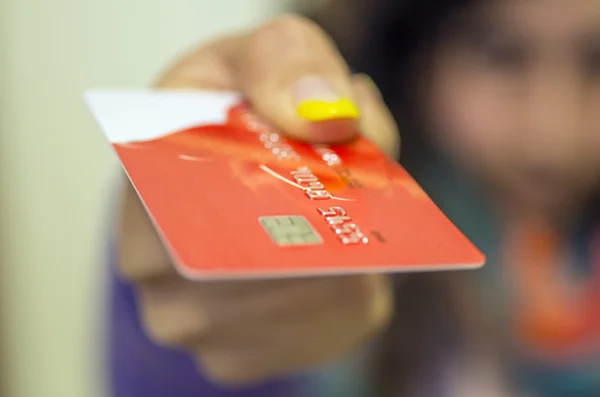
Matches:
[309,156,600,397]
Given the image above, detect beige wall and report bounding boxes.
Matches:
[0,1,283,396]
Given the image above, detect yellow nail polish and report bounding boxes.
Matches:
[297,99,360,122]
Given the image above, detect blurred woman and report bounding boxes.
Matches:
[109,0,600,396]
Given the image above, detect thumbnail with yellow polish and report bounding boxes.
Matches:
[297,99,360,122]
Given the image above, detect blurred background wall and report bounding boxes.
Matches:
[0,1,286,396]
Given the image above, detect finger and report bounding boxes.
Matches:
[237,15,360,143]
[351,74,401,158]
[201,275,372,332]
[136,276,209,346]
[196,276,392,385]
[205,275,392,346]
[195,306,361,386]
[156,16,360,143]
[135,275,327,347]
[185,275,320,298]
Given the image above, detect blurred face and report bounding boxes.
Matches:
[424,0,600,215]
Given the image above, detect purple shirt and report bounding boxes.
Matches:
[106,242,306,397]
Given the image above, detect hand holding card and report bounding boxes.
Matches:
[94,16,487,387]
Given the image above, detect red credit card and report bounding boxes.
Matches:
[85,89,485,279]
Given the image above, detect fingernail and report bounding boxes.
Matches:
[295,76,359,122]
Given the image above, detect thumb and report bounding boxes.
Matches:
[235,15,360,144]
